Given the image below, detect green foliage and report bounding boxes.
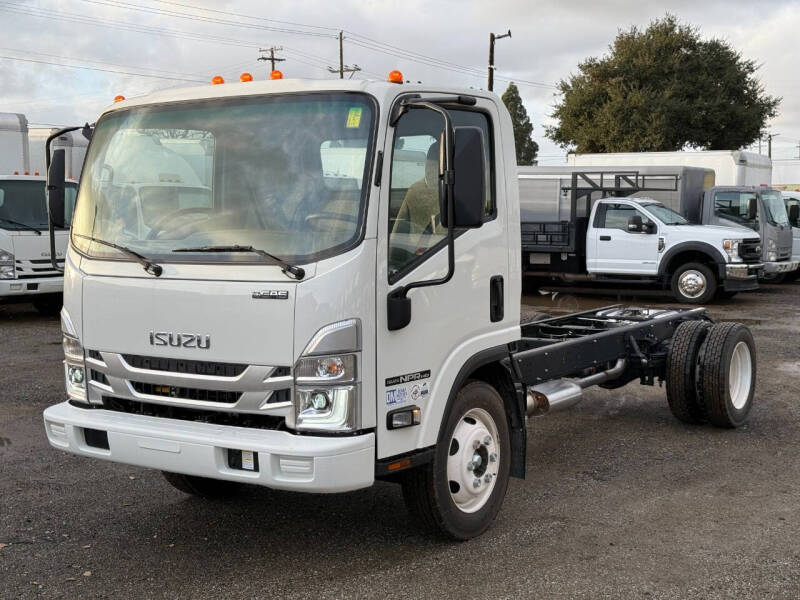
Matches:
[547,15,781,152]
[502,82,539,165]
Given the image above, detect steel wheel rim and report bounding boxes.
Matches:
[446,408,500,514]
[678,270,707,299]
[729,341,752,410]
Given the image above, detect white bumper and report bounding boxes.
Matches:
[0,276,63,298]
[43,402,375,493]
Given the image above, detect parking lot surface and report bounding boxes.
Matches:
[1,284,799,599]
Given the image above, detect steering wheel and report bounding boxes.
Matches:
[146,207,214,240]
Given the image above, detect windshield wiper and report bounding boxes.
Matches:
[73,233,163,277]
[172,244,305,280]
[0,217,42,235]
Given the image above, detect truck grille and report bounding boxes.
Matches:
[122,354,250,378]
[738,240,762,262]
[130,381,242,404]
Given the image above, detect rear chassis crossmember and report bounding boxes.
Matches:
[508,305,710,389]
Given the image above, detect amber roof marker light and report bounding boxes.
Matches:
[387,70,403,84]
[270,70,283,80]
[113,95,125,102]
[240,72,253,82]
[211,75,225,85]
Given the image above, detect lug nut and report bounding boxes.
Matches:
[467,462,474,472]
[473,478,481,488]
[473,440,481,450]
[484,474,492,483]
[489,453,497,463]
[483,436,492,446]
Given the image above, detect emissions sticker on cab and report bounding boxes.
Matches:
[346,106,363,128]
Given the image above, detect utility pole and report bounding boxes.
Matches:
[767,132,779,159]
[327,31,361,78]
[796,141,800,160]
[488,29,511,91]
[258,46,285,76]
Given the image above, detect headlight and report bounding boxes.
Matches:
[0,248,14,279]
[62,332,87,403]
[767,238,777,261]
[294,353,359,432]
[722,239,741,263]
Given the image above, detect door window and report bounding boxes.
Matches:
[388,107,493,279]
[596,203,654,231]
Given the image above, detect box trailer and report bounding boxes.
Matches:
[0,113,30,174]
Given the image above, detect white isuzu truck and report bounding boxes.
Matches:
[42,77,758,539]
[1,114,79,314]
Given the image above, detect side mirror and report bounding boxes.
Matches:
[441,126,485,229]
[788,203,799,225]
[747,197,758,221]
[47,149,67,229]
[627,215,643,232]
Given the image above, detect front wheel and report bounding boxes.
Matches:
[401,381,511,540]
[670,262,716,304]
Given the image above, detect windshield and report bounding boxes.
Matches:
[761,191,789,226]
[640,203,688,225]
[71,93,376,263]
[0,180,77,230]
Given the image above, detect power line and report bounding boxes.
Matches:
[0,54,205,82]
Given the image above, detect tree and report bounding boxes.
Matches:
[547,15,780,153]
[502,82,539,164]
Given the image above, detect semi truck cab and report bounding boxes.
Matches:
[0,174,77,313]
[41,77,759,539]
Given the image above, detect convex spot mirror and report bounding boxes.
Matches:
[440,126,485,229]
[47,149,67,229]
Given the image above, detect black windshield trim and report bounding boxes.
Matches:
[72,91,380,266]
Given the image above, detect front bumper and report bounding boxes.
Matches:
[0,276,63,298]
[722,263,761,291]
[43,401,375,493]
[762,260,799,274]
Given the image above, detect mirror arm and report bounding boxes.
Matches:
[387,102,456,331]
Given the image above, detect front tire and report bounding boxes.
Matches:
[670,262,716,304]
[401,381,511,540]
[162,472,243,498]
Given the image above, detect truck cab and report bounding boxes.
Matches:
[0,174,77,313]
[703,186,798,279]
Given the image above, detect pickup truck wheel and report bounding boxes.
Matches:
[697,323,757,428]
[401,381,511,540]
[666,320,712,424]
[671,262,716,304]
[161,472,242,498]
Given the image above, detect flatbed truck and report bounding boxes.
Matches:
[43,76,757,539]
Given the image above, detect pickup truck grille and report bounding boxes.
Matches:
[738,240,762,262]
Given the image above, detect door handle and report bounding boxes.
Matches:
[599,235,612,241]
[490,275,504,322]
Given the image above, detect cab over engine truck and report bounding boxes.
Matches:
[518,167,764,303]
[43,77,758,539]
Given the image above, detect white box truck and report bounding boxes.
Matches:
[29,127,88,181]
[42,77,758,539]
[0,115,79,314]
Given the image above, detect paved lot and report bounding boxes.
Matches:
[1,283,799,599]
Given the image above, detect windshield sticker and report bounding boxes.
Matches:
[346,107,363,128]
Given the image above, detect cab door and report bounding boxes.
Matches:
[588,201,660,274]
[374,97,513,461]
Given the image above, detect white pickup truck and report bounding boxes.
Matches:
[42,76,757,539]
[519,168,763,303]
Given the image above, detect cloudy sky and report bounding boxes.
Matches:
[2,0,799,163]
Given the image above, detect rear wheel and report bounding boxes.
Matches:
[161,472,243,498]
[670,262,716,304]
[401,381,511,540]
[666,320,712,424]
[697,323,757,428]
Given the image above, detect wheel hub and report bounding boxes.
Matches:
[729,341,752,410]
[679,270,707,298]
[447,408,500,514]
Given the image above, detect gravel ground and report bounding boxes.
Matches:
[1,283,799,599]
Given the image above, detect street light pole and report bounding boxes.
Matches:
[488,29,511,91]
